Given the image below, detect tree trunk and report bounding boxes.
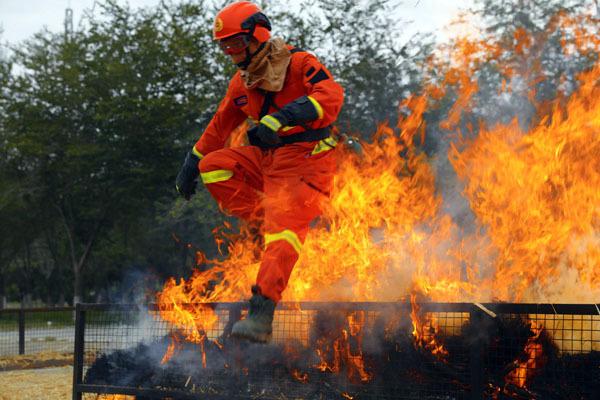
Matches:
[73,265,83,305]
[54,202,104,307]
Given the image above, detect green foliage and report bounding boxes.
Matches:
[1,1,230,304]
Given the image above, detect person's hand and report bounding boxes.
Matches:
[256,115,284,146]
[175,152,200,200]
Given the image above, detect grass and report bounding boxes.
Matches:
[0,309,140,331]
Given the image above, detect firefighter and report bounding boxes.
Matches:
[175,1,344,342]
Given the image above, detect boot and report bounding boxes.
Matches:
[231,285,276,343]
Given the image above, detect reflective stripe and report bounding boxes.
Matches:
[200,169,233,184]
[264,229,302,254]
[311,136,338,155]
[307,96,324,119]
[260,115,282,131]
[191,147,204,159]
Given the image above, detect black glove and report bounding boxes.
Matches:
[249,96,321,148]
[175,151,200,200]
[251,114,281,147]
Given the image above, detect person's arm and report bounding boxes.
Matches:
[258,53,344,132]
[192,75,248,158]
[176,76,247,199]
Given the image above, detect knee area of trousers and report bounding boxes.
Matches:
[199,152,226,173]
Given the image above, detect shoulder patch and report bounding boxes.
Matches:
[309,68,329,85]
[233,95,248,107]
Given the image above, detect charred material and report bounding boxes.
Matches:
[76,303,600,400]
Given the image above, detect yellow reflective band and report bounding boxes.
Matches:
[200,169,233,184]
[311,136,338,156]
[260,115,282,131]
[307,96,324,119]
[264,230,302,254]
[191,147,204,159]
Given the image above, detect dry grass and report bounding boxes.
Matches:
[0,351,72,371]
[0,366,72,400]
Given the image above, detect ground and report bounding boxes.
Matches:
[0,366,72,400]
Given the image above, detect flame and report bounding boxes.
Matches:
[449,61,600,302]
[505,321,546,388]
[410,293,449,361]
[291,369,309,383]
[312,311,372,383]
[160,336,177,365]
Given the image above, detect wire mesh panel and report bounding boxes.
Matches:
[0,311,19,356]
[24,309,75,354]
[0,308,74,357]
[73,303,600,400]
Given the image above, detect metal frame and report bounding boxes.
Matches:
[72,302,600,400]
[0,306,74,356]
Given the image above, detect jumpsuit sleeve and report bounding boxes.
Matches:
[301,53,344,128]
[193,75,247,157]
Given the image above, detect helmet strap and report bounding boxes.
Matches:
[236,41,267,70]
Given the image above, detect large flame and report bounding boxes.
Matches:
[156,6,600,377]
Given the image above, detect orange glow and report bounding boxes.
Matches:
[449,62,600,302]
[160,336,177,365]
[505,321,546,388]
[410,293,448,361]
[291,369,309,383]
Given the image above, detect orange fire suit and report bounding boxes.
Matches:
[193,47,344,302]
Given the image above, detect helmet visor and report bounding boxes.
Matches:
[219,34,250,55]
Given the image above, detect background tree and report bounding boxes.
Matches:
[1,1,228,304]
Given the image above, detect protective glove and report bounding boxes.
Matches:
[249,96,321,148]
[175,151,200,200]
[255,114,283,146]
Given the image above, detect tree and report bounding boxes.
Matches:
[2,1,227,304]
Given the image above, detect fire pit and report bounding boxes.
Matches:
[72,302,600,399]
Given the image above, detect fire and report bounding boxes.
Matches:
[291,369,309,383]
[505,321,546,388]
[312,311,372,383]
[160,336,177,364]
[156,5,600,381]
[410,293,448,361]
[449,61,600,302]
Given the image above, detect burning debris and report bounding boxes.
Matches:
[82,303,600,399]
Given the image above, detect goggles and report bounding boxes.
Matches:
[219,34,251,55]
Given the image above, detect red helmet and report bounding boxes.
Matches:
[213,1,271,43]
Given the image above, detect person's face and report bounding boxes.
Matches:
[218,35,259,66]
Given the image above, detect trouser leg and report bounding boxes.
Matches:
[257,148,336,302]
[198,147,263,220]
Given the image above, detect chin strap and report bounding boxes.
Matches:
[236,42,267,70]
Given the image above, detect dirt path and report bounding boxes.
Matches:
[0,366,72,400]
